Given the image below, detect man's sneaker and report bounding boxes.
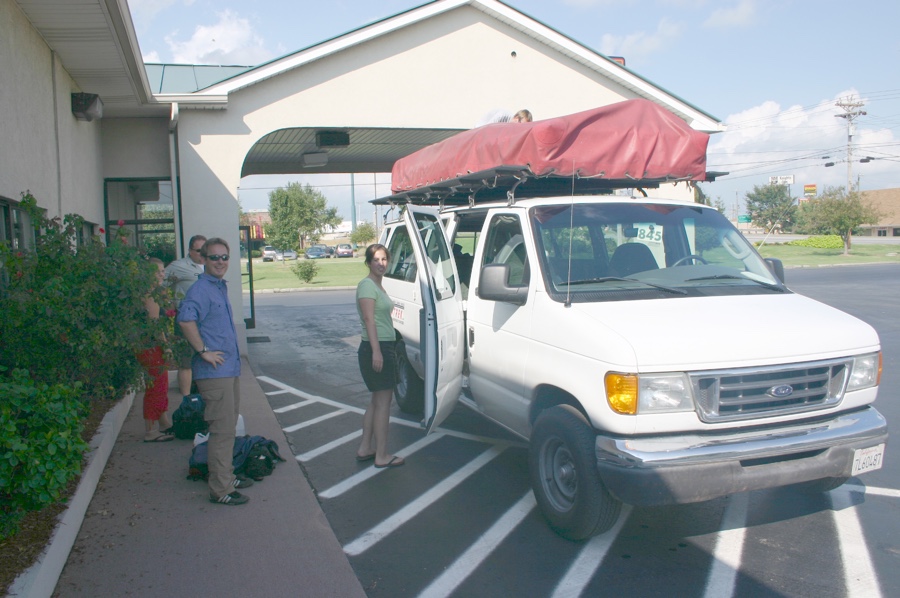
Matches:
[232,475,254,489]
[210,491,249,505]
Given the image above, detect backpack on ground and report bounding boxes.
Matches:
[187,434,285,481]
[171,394,208,439]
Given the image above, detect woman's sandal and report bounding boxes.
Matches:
[144,432,175,443]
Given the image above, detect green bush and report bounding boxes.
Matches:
[0,369,89,539]
[0,193,163,402]
[251,249,262,258]
[787,235,844,249]
[291,260,319,283]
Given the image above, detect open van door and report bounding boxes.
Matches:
[403,206,465,433]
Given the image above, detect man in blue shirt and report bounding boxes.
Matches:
[177,237,251,505]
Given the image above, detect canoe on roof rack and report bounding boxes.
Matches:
[373,98,724,206]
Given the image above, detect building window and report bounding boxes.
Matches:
[893,228,900,237]
[104,179,176,263]
[877,229,887,237]
[0,197,37,251]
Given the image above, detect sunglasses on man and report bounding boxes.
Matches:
[206,254,229,262]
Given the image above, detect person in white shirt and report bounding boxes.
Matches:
[164,234,206,401]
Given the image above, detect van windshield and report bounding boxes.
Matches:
[531,202,785,302]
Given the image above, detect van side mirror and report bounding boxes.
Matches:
[765,258,785,283]
[477,264,527,305]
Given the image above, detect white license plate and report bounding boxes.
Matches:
[851,444,885,476]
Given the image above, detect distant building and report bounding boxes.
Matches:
[859,188,900,237]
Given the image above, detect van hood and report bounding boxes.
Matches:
[565,292,879,371]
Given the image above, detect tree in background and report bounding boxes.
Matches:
[794,186,881,255]
[745,184,795,233]
[350,222,377,247]
[266,183,341,250]
[694,184,711,206]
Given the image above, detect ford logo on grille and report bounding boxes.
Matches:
[767,384,794,398]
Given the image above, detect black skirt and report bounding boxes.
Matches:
[357,340,398,392]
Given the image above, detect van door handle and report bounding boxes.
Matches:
[468,326,475,347]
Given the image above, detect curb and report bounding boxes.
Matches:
[8,392,136,598]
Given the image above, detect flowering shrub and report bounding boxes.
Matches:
[0,192,166,400]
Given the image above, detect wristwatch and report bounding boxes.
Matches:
[197,345,209,355]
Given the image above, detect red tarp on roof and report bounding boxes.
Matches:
[391,99,710,193]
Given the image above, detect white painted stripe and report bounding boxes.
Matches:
[551,504,633,598]
[319,433,446,499]
[703,492,749,598]
[283,409,347,433]
[846,484,900,499]
[297,430,363,462]
[273,399,315,413]
[264,389,291,395]
[831,487,882,598]
[343,446,505,555]
[418,491,536,598]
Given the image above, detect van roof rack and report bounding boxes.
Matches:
[370,166,726,206]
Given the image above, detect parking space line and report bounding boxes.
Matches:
[319,434,446,500]
[283,409,348,433]
[846,484,900,498]
[343,446,506,556]
[703,492,749,598]
[551,505,633,598]
[831,487,882,598]
[418,491,536,598]
[296,430,363,462]
[264,389,291,396]
[273,398,316,413]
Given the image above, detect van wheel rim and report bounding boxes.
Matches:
[541,437,577,511]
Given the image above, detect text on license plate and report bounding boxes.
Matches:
[851,444,885,476]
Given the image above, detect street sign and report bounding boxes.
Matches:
[738,215,752,223]
[804,184,817,197]
[769,175,794,186]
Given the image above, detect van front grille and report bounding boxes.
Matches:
[690,359,849,423]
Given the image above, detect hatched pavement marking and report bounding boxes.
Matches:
[703,492,749,598]
[831,486,882,598]
[343,446,505,556]
[551,505,633,598]
[418,491,537,598]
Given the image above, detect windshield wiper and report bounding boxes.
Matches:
[686,274,785,292]
[560,276,687,295]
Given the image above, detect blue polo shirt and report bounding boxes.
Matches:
[177,273,241,380]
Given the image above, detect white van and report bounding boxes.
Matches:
[374,102,887,540]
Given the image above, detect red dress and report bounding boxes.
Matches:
[139,345,168,421]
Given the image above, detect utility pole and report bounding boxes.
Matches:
[834,97,866,193]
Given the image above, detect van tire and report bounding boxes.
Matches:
[529,405,621,540]
[394,342,424,414]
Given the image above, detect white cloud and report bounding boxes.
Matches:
[707,90,897,197]
[703,0,757,28]
[143,49,162,63]
[600,18,684,63]
[165,10,273,65]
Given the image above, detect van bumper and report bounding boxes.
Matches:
[595,407,888,506]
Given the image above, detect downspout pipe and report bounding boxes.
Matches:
[168,102,184,258]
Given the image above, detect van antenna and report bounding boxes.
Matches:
[565,163,576,308]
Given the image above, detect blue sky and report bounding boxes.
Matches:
[129,0,900,219]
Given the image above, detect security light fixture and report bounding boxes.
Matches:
[315,130,350,148]
[301,151,328,168]
[71,93,103,121]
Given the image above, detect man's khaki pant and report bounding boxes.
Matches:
[195,377,240,499]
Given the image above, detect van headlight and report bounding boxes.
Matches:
[606,372,694,415]
[847,352,881,391]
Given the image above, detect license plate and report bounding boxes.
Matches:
[851,444,885,476]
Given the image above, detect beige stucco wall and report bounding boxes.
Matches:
[0,0,148,226]
[101,118,171,179]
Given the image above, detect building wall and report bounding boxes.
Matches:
[101,118,171,179]
[0,0,111,223]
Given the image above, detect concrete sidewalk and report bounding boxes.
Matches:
[25,358,365,597]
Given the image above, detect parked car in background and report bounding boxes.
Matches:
[262,246,277,262]
[325,245,335,257]
[276,248,298,261]
[310,244,331,258]
[304,246,327,259]
[336,243,354,258]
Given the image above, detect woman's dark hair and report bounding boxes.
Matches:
[364,243,390,265]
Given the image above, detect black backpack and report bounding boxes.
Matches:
[171,394,208,439]
[187,435,285,481]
